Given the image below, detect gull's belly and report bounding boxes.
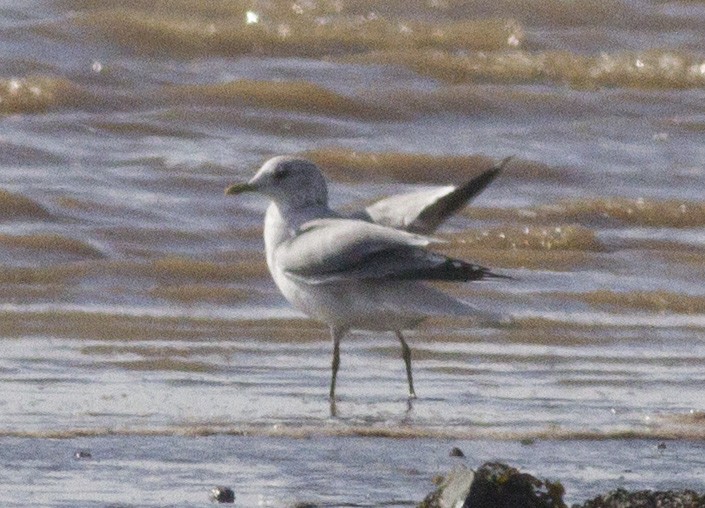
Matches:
[271,268,423,331]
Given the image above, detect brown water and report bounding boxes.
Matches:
[1,0,705,506]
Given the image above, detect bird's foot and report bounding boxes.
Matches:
[405,396,416,415]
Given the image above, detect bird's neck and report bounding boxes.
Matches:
[267,201,333,234]
[264,203,287,274]
[263,202,335,271]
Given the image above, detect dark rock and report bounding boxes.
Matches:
[449,447,465,457]
[576,488,705,508]
[419,462,566,508]
[73,449,92,460]
[420,462,705,508]
[210,486,235,504]
[657,442,667,450]
[465,462,567,508]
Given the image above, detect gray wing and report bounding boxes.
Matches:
[275,218,432,276]
[351,157,511,234]
[276,218,504,285]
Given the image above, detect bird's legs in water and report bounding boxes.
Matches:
[328,326,348,417]
[329,326,347,401]
[328,327,415,416]
[395,330,416,399]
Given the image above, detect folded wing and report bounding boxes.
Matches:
[277,218,505,285]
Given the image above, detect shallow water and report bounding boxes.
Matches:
[3,436,705,507]
[1,0,705,506]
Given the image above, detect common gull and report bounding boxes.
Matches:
[225,156,510,401]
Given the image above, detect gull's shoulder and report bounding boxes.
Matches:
[294,217,437,248]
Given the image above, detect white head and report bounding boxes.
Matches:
[225,156,328,209]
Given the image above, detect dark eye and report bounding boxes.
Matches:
[273,165,290,180]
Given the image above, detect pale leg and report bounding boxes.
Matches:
[395,331,416,398]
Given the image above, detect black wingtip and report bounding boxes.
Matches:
[455,155,512,197]
[498,155,515,169]
[487,155,514,176]
[406,155,514,234]
[483,270,516,281]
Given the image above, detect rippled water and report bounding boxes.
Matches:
[1,0,705,506]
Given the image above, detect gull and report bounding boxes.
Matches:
[225,156,510,402]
